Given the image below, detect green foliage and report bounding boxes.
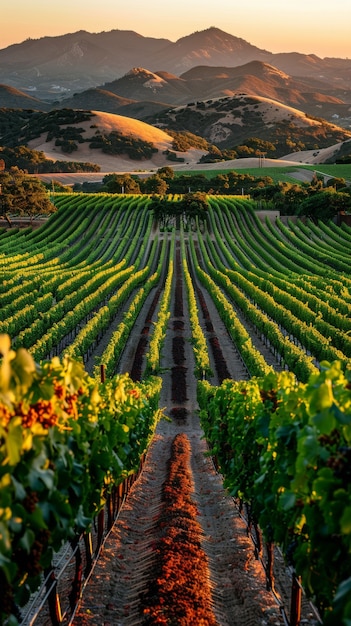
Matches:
[0,167,55,220]
[233,138,277,158]
[90,132,158,160]
[198,361,351,622]
[181,232,212,378]
[157,166,175,179]
[325,177,347,191]
[0,108,93,147]
[149,193,209,229]
[298,190,351,221]
[102,173,141,194]
[2,189,351,621]
[44,180,73,194]
[0,146,100,173]
[181,191,209,227]
[141,174,168,195]
[252,181,309,214]
[0,335,162,623]
[166,129,211,152]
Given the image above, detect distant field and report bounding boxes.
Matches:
[35,162,351,188]
[301,163,351,180]
[174,163,351,184]
[173,166,304,183]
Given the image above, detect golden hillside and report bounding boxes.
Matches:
[28,110,205,172]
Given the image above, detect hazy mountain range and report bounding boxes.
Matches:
[1,27,351,170]
[0,27,350,123]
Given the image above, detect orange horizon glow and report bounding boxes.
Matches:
[1,0,350,60]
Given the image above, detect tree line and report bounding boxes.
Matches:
[78,167,351,221]
[1,164,351,225]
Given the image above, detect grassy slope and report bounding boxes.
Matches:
[175,164,351,184]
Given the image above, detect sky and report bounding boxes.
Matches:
[1,0,350,59]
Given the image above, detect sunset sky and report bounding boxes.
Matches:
[1,0,350,59]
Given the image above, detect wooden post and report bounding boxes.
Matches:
[83,532,93,577]
[107,492,114,529]
[117,481,124,512]
[265,541,274,591]
[253,521,262,560]
[45,569,62,626]
[100,363,105,383]
[69,540,83,611]
[290,574,302,626]
[97,508,105,549]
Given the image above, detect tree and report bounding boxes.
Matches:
[325,177,346,191]
[279,183,308,215]
[234,138,276,158]
[102,174,140,194]
[251,183,283,206]
[211,174,230,194]
[297,189,351,222]
[148,197,174,230]
[252,182,308,214]
[141,175,168,195]
[149,192,209,230]
[0,167,55,225]
[180,192,209,230]
[157,166,175,180]
[44,180,73,194]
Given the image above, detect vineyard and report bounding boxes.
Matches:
[1,192,351,625]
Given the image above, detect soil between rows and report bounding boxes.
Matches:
[73,236,318,626]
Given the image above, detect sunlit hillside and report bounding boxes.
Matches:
[26,109,206,172]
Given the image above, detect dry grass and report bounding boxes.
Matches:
[28,110,196,174]
[29,106,351,184]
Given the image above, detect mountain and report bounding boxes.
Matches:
[1,27,350,102]
[50,62,350,128]
[146,94,351,152]
[1,62,349,129]
[103,68,192,103]
[0,30,170,98]
[1,28,351,171]
[0,84,50,110]
[53,88,135,113]
[143,28,269,75]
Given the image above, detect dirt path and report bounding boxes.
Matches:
[70,238,321,626]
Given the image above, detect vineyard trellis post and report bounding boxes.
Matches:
[45,569,62,626]
[290,575,302,626]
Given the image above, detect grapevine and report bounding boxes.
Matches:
[0,334,162,624]
[198,360,351,622]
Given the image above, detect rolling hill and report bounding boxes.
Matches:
[146,94,351,151]
[0,84,50,110]
[0,97,347,175]
[23,110,206,171]
[97,62,344,111]
[1,59,350,129]
[1,94,351,176]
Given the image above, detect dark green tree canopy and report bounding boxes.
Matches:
[142,175,168,195]
[149,192,209,230]
[297,189,351,222]
[102,173,141,194]
[0,167,55,225]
